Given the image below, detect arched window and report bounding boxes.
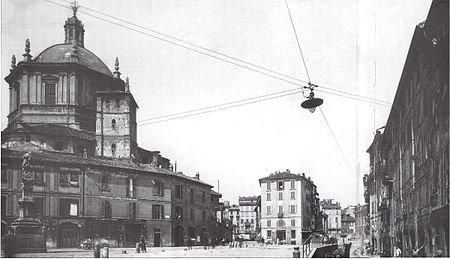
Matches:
[111,144,116,157]
[276,219,285,227]
[111,119,116,130]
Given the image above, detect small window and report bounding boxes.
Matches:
[152,204,164,219]
[278,206,283,213]
[277,181,284,190]
[1,164,7,182]
[35,169,44,185]
[70,173,79,186]
[45,83,56,105]
[190,189,194,204]
[266,182,271,191]
[126,177,136,198]
[153,180,164,196]
[291,230,296,239]
[111,144,116,157]
[111,119,116,130]
[60,172,78,187]
[266,193,271,201]
[175,184,183,199]
[278,192,283,200]
[101,175,110,191]
[291,191,295,200]
[290,180,295,189]
[291,219,295,226]
[104,201,112,218]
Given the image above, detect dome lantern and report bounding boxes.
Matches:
[64,1,85,47]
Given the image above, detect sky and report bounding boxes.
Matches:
[1,0,432,207]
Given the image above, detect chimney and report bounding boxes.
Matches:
[174,161,177,172]
[286,169,290,173]
[195,172,200,180]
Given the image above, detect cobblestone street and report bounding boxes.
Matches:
[15,243,299,258]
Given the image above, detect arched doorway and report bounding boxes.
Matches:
[200,227,208,245]
[59,222,80,248]
[174,226,184,246]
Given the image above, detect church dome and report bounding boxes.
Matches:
[34,43,113,77]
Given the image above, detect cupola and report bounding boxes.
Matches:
[64,2,85,47]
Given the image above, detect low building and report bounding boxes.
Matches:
[259,170,320,245]
[341,214,356,235]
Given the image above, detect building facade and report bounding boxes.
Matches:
[1,7,220,249]
[238,196,259,239]
[365,0,449,256]
[259,170,320,245]
[354,203,369,242]
[320,199,341,235]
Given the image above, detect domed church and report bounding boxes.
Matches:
[1,4,222,250]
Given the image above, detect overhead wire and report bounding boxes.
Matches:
[46,0,392,108]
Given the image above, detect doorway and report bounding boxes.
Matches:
[174,226,184,246]
[59,223,80,248]
[276,230,286,242]
[154,229,161,247]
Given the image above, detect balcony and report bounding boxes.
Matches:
[278,212,284,218]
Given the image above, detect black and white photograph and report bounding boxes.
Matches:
[0,0,448,257]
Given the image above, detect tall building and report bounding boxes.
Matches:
[365,0,449,256]
[259,170,320,245]
[320,199,341,235]
[354,204,369,242]
[1,6,221,248]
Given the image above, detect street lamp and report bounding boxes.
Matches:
[301,83,323,113]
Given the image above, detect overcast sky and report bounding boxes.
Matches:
[1,0,432,207]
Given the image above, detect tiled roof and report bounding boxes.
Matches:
[34,44,113,77]
[1,148,212,187]
[3,124,95,141]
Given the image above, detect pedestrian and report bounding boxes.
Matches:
[260,237,265,247]
[394,246,402,257]
[140,234,147,253]
[2,228,15,258]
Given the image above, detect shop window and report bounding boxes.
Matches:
[152,204,164,219]
[153,180,163,196]
[175,184,183,199]
[60,198,78,217]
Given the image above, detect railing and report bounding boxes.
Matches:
[301,233,325,258]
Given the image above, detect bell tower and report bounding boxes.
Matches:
[64,1,85,47]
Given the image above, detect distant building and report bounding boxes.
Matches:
[354,204,369,241]
[259,170,320,245]
[238,196,260,239]
[321,199,341,234]
[228,204,240,234]
[341,214,356,235]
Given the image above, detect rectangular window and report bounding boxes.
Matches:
[70,173,79,186]
[291,191,295,200]
[60,172,69,186]
[104,200,112,218]
[278,192,283,200]
[101,175,110,191]
[45,83,56,105]
[202,211,206,222]
[190,189,194,204]
[267,230,272,238]
[202,191,206,203]
[291,219,295,227]
[153,180,164,196]
[251,219,254,224]
[290,180,295,189]
[266,182,271,191]
[1,196,6,217]
[126,177,136,198]
[175,184,183,199]
[266,206,271,215]
[60,198,78,217]
[291,230,296,239]
[60,171,78,187]
[15,86,20,110]
[241,218,244,224]
[289,205,297,214]
[190,208,195,221]
[267,193,271,201]
[34,169,44,185]
[152,204,164,219]
[1,164,7,182]
[279,206,283,213]
[277,181,284,190]
[175,206,183,221]
[267,220,271,227]
[130,202,136,219]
